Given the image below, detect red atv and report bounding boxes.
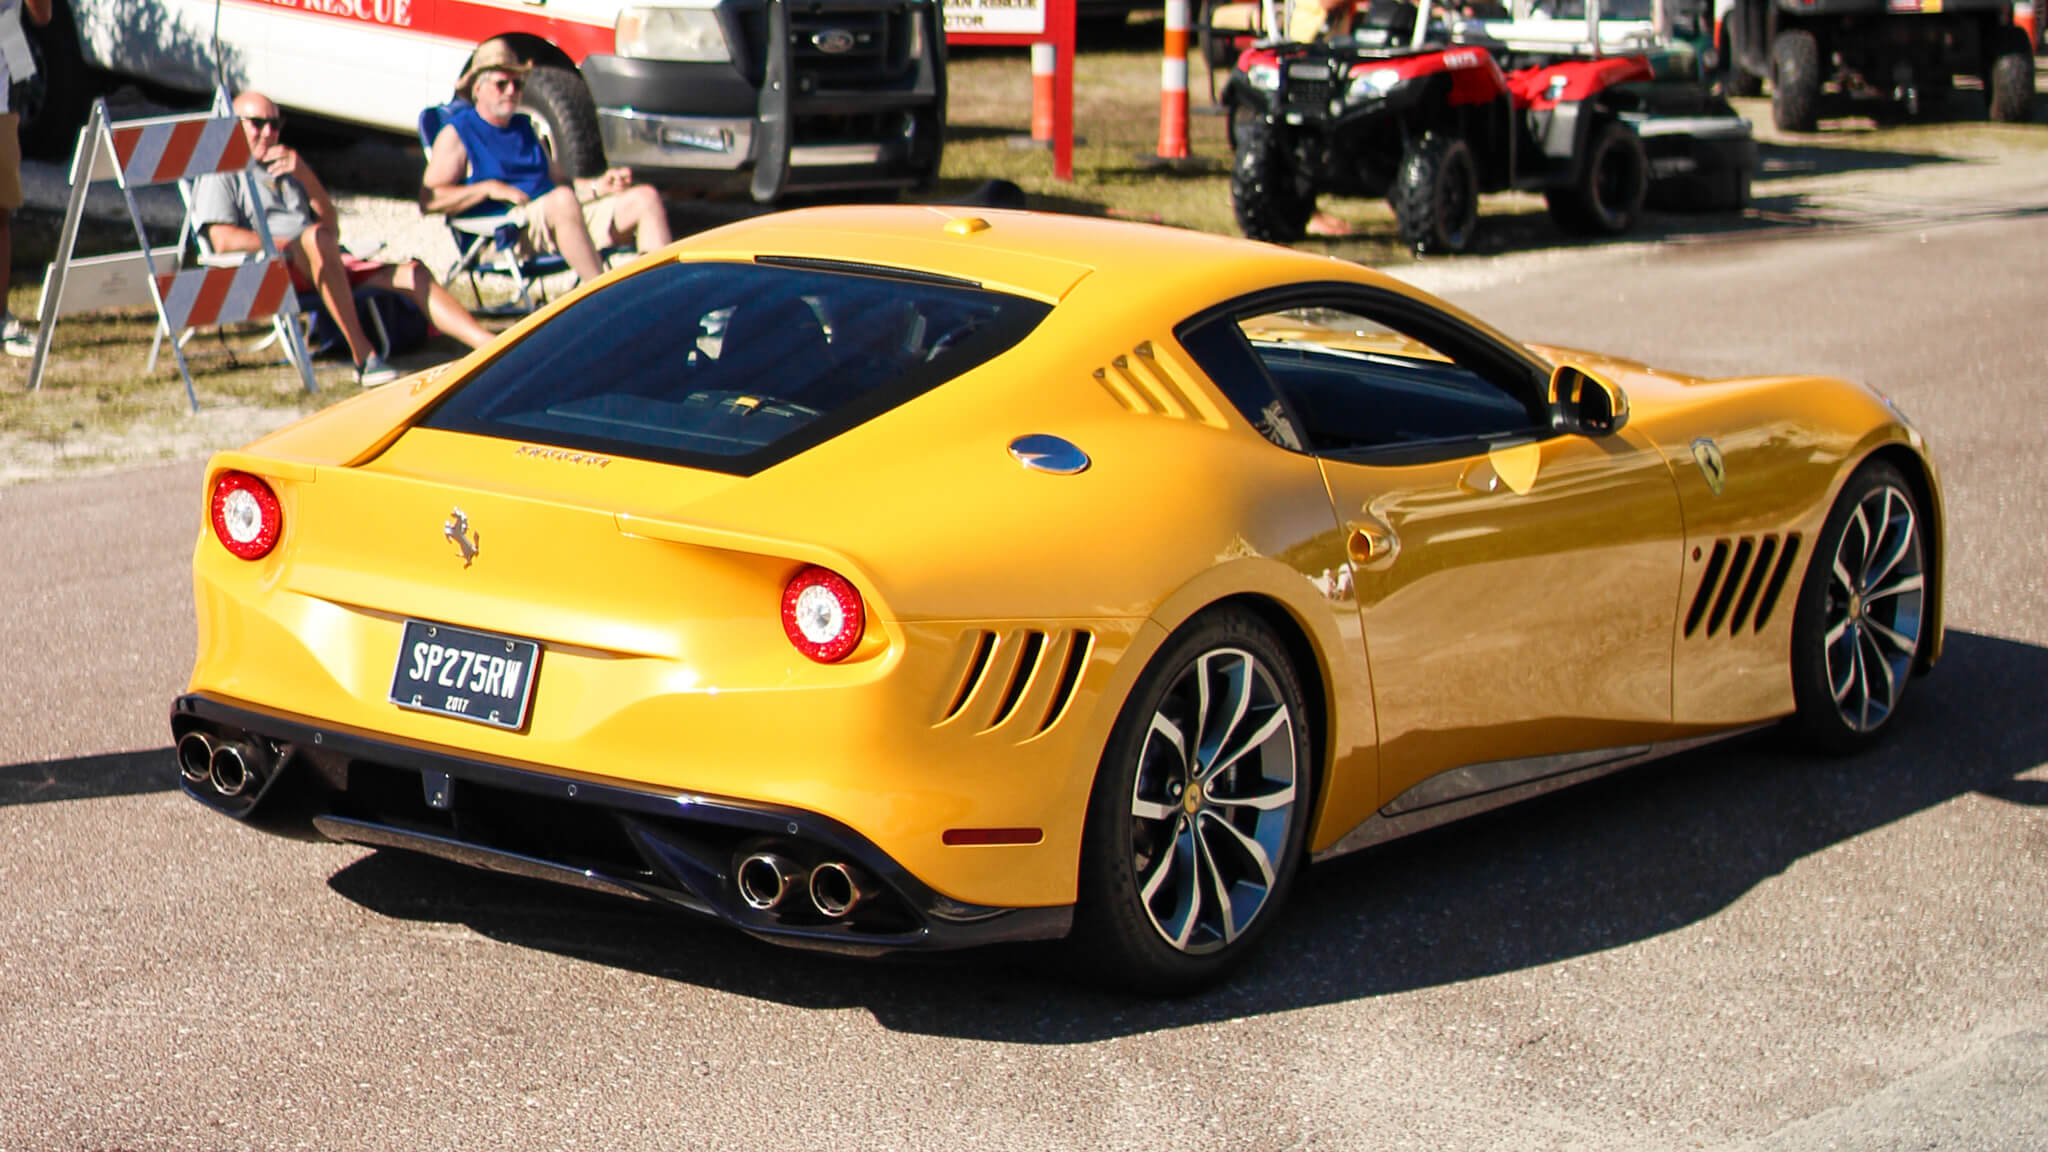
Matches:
[1226,16,1752,252]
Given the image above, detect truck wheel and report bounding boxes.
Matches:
[1544,121,1646,237]
[522,64,608,180]
[1231,117,1315,244]
[1393,132,1479,254]
[15,0,93,159]
[1985,26,2035,123]
[1770,30,1822,132]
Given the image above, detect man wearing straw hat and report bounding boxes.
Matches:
[419,38,672,284]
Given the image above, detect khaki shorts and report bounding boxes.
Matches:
[0,114,22,212]
[521,192,622,257]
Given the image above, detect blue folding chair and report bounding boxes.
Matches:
[418,102,627,315]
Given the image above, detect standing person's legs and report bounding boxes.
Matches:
[365,258,497,351]
[0,111,32,358]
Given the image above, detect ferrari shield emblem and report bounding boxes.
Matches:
[1691,439,1727,495]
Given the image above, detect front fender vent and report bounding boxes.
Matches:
[1685,533,1802,638]
[1093,341,1229,428]
[936,628,1094,741]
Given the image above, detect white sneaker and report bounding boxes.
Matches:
[1,314,34,359]
[355,351,401,387]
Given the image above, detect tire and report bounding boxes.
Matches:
[1789,460,1929,755]
[1070,608,1315,994]
[14,0,93,160]
[1544,120,1647,237]
[1771,29,1822,132]
[1231,117,1315,244]
[521,64,608,179]
[1985,26,2035,124]
[1392,132,1480,254]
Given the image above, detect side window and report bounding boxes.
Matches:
[1238,304,1542,455]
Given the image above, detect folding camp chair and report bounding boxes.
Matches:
[418,102,631,315]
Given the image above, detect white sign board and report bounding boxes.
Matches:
[944,0,1046,35]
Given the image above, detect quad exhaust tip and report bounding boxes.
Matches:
[209,740,261,798]
[736,851,806,911]
[808,860,873,920]
[177,731,215,785]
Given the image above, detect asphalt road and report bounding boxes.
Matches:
[3,164,2046,1151]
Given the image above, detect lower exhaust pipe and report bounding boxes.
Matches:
[735,851,806,911]
[208,741,264,798]
[808,860,874,920]
[177,732,215,785]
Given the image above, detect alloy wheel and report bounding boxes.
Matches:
[1822,484,1925,732]
[1127,646,1300,954]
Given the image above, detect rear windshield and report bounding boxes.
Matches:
[419,259,1051,475]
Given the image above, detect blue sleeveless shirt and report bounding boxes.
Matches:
[446,103,556,206]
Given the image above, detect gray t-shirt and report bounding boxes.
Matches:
[189,166,315,248]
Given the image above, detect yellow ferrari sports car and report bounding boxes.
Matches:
[174,206,1941,992]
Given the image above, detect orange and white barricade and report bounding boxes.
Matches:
[27,100,317,410]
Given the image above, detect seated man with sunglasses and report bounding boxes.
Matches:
[419,38,672,286]
[192,91,499,386]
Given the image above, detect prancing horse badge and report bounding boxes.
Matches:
[1691,438,1727,496]
[444,508,481,567]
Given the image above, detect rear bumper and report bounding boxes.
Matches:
[172,693,1073,957]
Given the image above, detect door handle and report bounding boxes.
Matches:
[1346,518,1400,568]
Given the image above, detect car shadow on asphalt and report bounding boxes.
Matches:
[0,747,176,806]
[321,627,2046,1037]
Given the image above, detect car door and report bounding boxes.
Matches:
[1220,289,1686,812]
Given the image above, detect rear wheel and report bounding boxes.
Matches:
[1771,29,1822,132]
[1231,117,1315,244]
[1071,608,1313,994]
[522,64,608,179]
[1985,26,2035,123]
[1545,120,1647,237]
[1393,132,1480,254]
[1789,460,1928,754]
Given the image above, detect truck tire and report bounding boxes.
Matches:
[522,64,608,180]
[1770,30,1822,132]
[1393,132,1479,254]
[1544,120,1646,237]
[1231,117,1314,244]
[1985,26,2035,123]
[15,0,93,159]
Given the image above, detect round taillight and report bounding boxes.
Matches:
[210,470,282,561]
[781,565,865,663]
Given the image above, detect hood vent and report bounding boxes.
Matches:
[1093,341,1227,427]
[937,628,1093,740]
[1685,533,1801,638]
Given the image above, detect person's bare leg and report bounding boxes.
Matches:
[370,259,496,350]
[292,221,375,365]
[607,184,672,253]
[535,186,602,281]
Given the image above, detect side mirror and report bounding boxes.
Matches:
[1549,364,1629,437]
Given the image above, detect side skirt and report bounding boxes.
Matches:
[1312,724,1770,862]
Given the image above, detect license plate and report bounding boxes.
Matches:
[389,619,541,731]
